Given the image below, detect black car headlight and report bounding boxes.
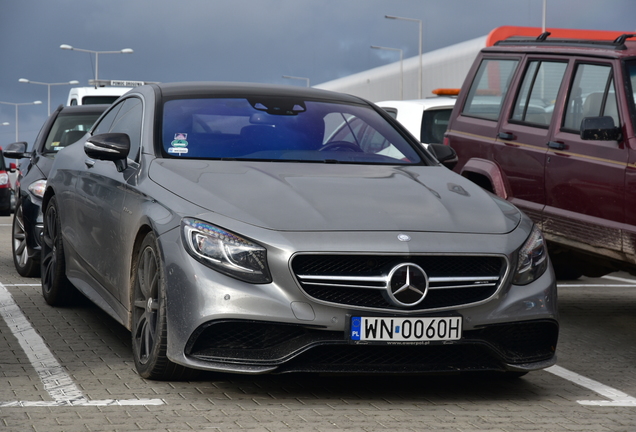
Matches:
[181,218,271,284]
[513,225,548,285]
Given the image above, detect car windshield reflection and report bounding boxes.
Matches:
[162,98,422,164]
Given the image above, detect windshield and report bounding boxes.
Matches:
[44,112,102,153]
[161,98,423,164]
[81,96,120,105]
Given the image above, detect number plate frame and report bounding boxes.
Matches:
[348,315,462,344]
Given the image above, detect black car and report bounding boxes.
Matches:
[3,104,108,276]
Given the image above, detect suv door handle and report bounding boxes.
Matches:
[547,141,566,150]
[497,132,515,141]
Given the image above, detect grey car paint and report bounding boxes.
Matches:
[42,82,558,379]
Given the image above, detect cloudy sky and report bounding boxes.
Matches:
[1,0,635,146]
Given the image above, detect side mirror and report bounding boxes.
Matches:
[429,143,458,170]
[3,141,29,159]
[84,133,130,172]
[580,116,621,141]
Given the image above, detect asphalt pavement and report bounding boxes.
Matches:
[0,215,635,431]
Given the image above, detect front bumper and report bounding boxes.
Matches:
[159,226,558,375]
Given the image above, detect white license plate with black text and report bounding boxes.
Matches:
[350,316,462,342]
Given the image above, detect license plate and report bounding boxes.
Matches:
[350,316,462,342]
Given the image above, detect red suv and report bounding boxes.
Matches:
[445,30,636,279]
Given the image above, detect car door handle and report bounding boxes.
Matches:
[497,132,515,141]
[547,141,566,150]
[85,159,95,168]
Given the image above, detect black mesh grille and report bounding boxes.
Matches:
[292,254,506,310]
[293,255,503,277]
[277,344,504,373]
[465,320,559,363]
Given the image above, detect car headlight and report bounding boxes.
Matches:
[181,218,271,284]
[513,225,548,285]
[28,179,47,198]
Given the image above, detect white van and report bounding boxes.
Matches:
[66,80,147,106]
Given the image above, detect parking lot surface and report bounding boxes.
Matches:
[0,215,635,431]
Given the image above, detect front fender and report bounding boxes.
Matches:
[460,158,512,200]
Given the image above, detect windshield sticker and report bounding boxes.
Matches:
[168,147,188,155]
[51,141,60,147]
[171,133,188,148]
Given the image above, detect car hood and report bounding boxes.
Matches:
[148,160,521,233]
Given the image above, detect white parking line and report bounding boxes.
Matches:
[601,274,636,284]
[558,284,636,288]
[546,365,636,406]
[0,282,164,407]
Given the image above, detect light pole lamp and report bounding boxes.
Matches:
[18,79,79,115]
[371,45,403,100]
[282,75,310,87]
[0,101,42,141]
[60,44,134,83]
[385,15,422,99]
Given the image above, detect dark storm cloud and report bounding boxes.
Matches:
[1,0,634,146]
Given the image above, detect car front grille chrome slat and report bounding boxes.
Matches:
[292,254,508,311]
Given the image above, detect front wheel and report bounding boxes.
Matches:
[12,202,40,277]
[40,196,74,305]
[131,232,195,380]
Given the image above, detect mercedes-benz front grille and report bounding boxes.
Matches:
[291,254,507,311]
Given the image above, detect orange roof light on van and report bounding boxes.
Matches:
[432,88,460,96]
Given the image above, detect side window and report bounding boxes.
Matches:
[511,60,567,127]
[421,109,452,144]
[462,58,519,120]
[109,98,143,161]
[563,63,618,131]
[92,103,122,135]
[381,107,398,119]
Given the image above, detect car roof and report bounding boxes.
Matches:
[152,81,367,104]
[483,37,636,59]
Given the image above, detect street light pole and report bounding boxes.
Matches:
[0,101,42,141]
[282,75,310,87]
[18,79,80,115]
[371,45,403,100]
[60,44,134,84]
[385,15,422,99]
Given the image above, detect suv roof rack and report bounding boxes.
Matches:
[495,33,636,50]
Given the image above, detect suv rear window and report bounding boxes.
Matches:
[462,58,519,120]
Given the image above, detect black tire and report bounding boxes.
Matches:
[12,202,40,277]
[553,263,582,281]
[132,232,196,380]
[40,196,74,305]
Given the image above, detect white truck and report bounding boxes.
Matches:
[66,79,148,106]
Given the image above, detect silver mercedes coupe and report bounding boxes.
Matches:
[41,82,558,380]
